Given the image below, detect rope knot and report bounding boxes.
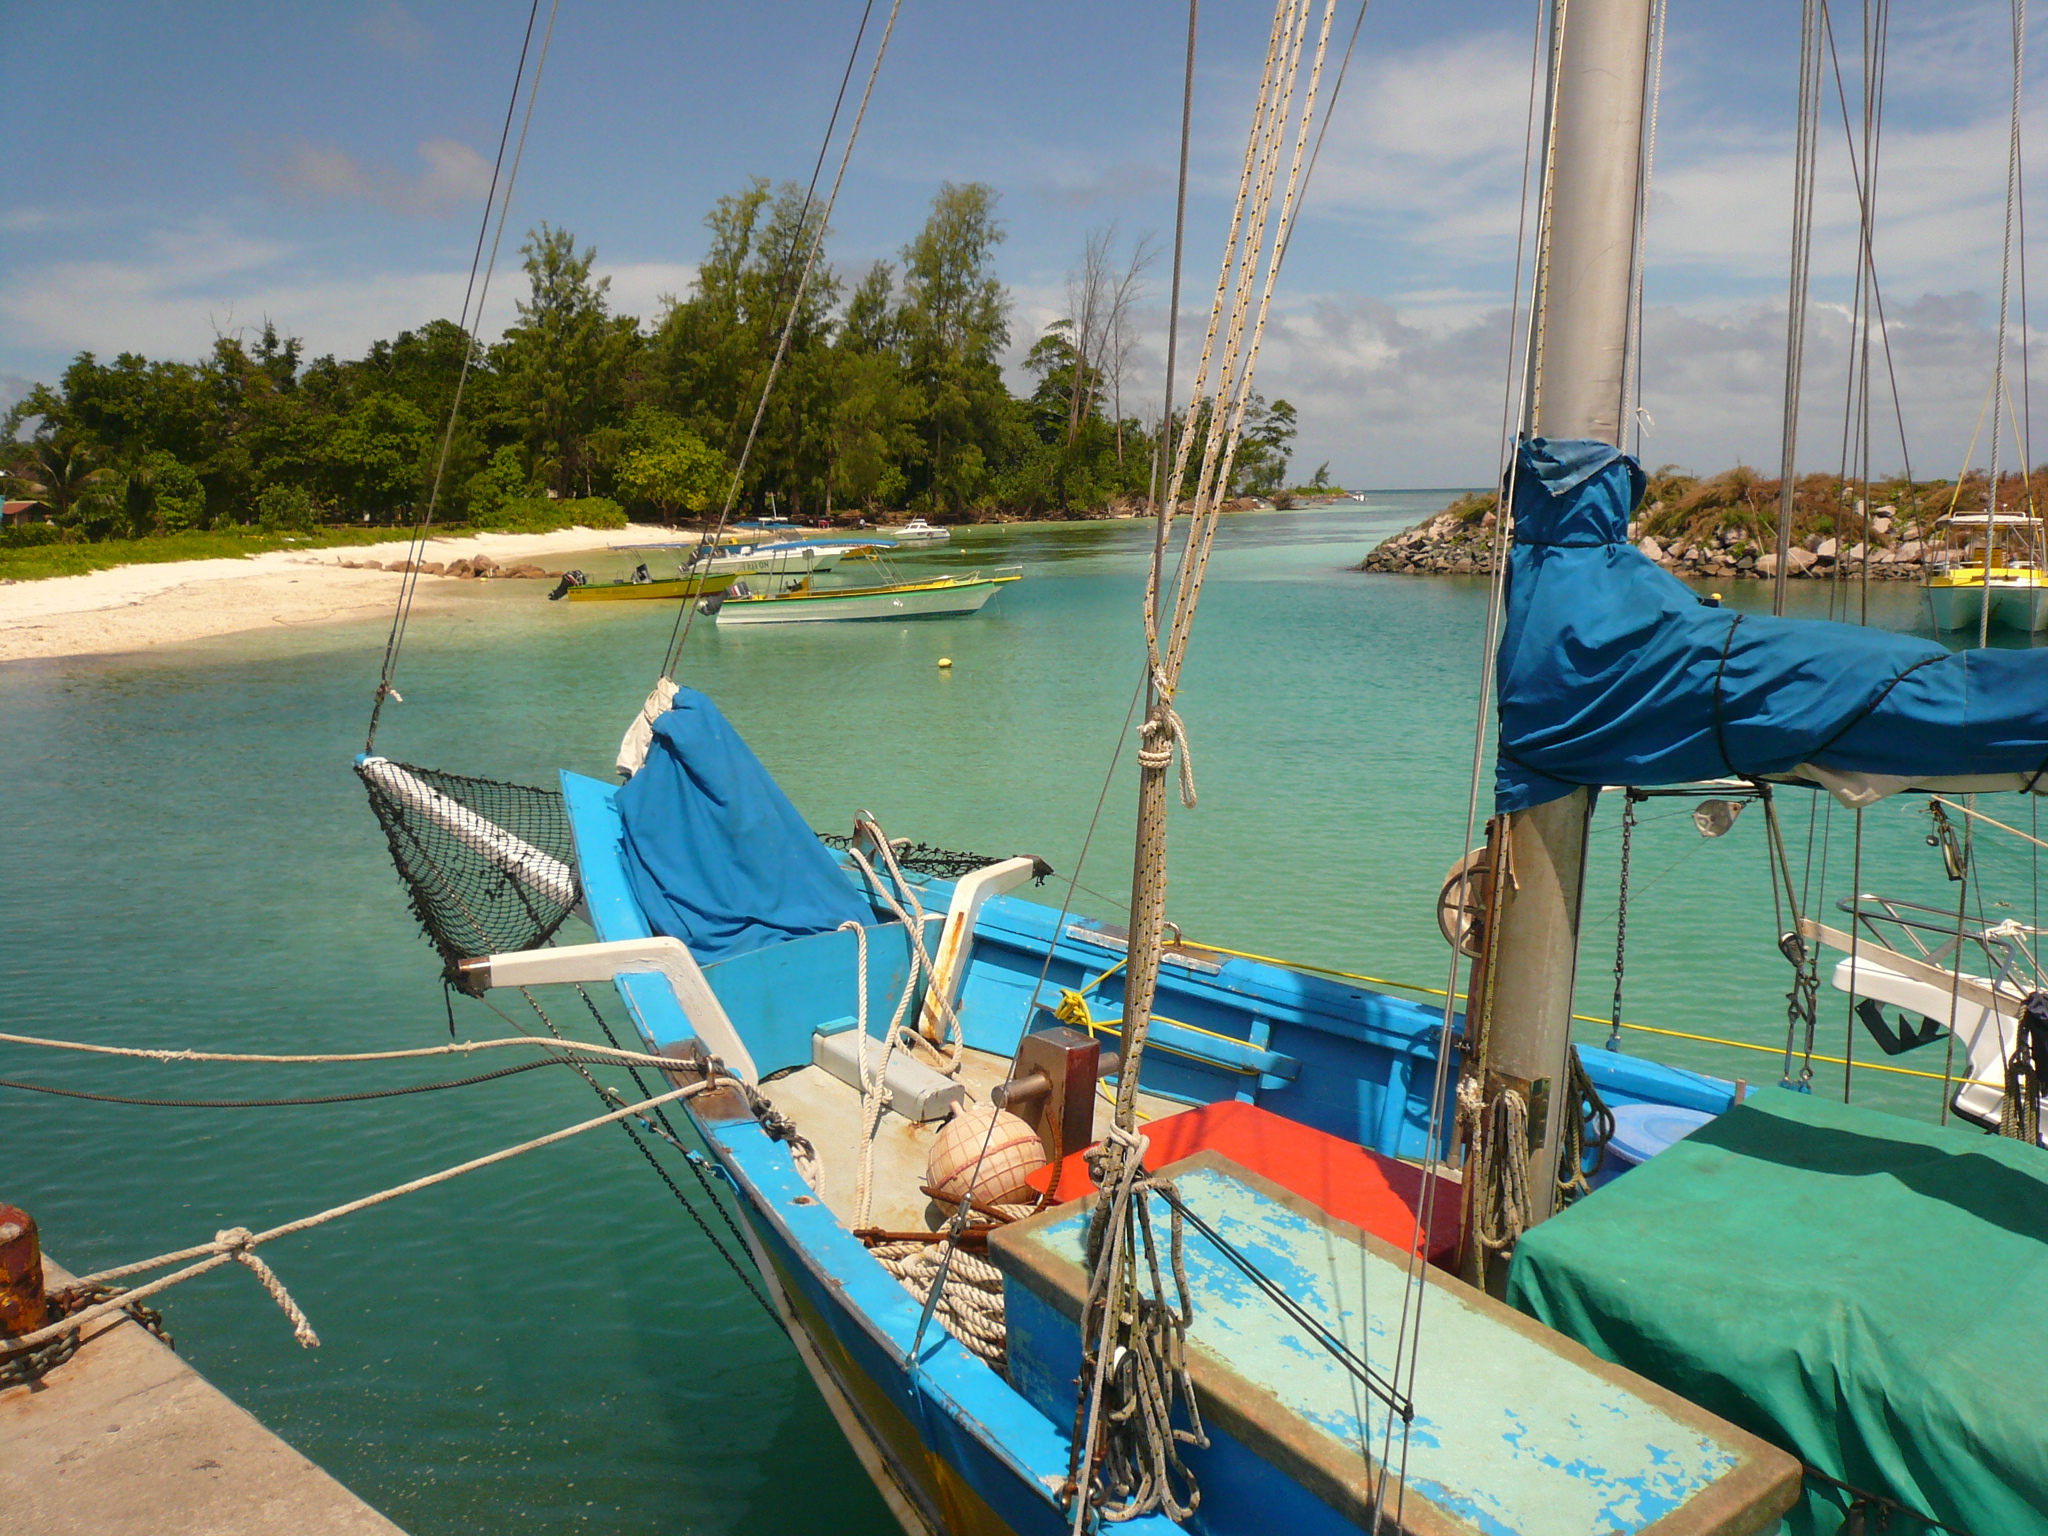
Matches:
[1137,691,1197,808]
[213,1228,319,1349]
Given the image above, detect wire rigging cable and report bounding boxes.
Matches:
[366,0,560,753]
[1774,0,1824,616]
[653,0,905,688]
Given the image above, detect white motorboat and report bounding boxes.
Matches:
[876,515,950,545]
[711,566,1019,626]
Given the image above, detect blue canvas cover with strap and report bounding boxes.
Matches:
[1495,437,2048,812]
[1506,1089,2048,1535]
[614,686,868,962]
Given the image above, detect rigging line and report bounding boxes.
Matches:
[1149,0,1199,603]
[660,0,904,682]
[8,1080,718,1355]
[1621,0,1667,458]
[1777,0,1824,616]
[0,1056,577,1108]
[567,981,759,1262]
[367,0,558,753]
[517,985,780,1325]
[1940,807,1973,1124]
[1815,0,1914,493]
[1275,0,1371,272]
[0,1029,690,1072]
[1021,667,1149,1030]
[1397,0,1554,1479]
[1844,806,1864,1101]
[1977,0,2029,647]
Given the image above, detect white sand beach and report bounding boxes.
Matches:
[0,524,669,663]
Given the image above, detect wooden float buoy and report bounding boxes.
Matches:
[926,1107,1045,1208]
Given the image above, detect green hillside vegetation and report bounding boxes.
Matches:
[2,182,1297,563]
[1434,463,2047,552]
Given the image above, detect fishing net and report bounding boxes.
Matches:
[814,833,1047,884]
[357,759,582,969]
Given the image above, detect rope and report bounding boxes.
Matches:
[2002,992,2047,1143]
[0,1055,575,1107]
[865,1240,1008,1366]
[1460,1076,1534,1265]
[366,0,559,752]
[0,1079,716,1359]
[1068,1127,1207,1531]
[1554,1045,1614,1207]
[0,1029,694,1073]
[1774,0,1823,614]
[839,918,920,1229]
[1075,12,1335,1517]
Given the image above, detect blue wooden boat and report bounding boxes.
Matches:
[361,682,1796,1536]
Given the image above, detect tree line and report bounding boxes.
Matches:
[2,181,1298,540]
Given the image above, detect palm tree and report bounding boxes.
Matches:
[15,435,112,522]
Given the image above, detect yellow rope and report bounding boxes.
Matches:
[1180,941,1988,1085]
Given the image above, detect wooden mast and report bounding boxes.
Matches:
[1482,0,1654,1236]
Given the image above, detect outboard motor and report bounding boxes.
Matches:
[546,570,587,601]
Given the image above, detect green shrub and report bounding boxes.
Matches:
[254,483,316,532]
[478,495,625,532]
[2,522,64,549]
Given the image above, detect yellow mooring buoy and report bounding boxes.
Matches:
[938,657,953,669]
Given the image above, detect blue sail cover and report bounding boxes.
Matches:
[1496,438,2048,812]
[615,686,868,962]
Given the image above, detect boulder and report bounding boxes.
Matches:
[1896,540,1922,562]
[1814,538,1838,562]
[1637,535,1664,563]
[1871,515,1894,536]
[470,553,499,575]
[1786,547,1818,573]
[1757,552,1780,577]
[419,561,445,575]
[445,557,473,577]
[513,563,548,578]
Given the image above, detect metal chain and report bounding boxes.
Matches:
[0,1283,174,1391]
[1607,791,1639,1050]
[517,988,781,1326]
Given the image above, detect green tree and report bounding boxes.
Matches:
[616,410,728,520]
[321,393,432,516]
[126,450,206,534]
[897,182,1011,512]
[495,224,640,497]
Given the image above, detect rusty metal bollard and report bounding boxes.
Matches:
[0,1205,50,1336]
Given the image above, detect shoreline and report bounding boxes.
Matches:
[0,524,670,665]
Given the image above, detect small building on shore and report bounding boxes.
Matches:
[3,499,51,527]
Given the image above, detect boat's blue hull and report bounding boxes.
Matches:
[558,769,1756,1533]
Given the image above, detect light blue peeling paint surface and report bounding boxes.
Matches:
[1023,1167,1743,1536]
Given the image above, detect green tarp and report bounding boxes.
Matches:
[1507,1089,2048,1536]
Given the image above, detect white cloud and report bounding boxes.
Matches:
[268,138,493,218]
[0,219,702,372]
[358,0,430,61]
[600,261,700,323]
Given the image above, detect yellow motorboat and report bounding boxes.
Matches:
[555,569,738,604]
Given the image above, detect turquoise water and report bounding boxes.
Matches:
[4,496,2038,1531]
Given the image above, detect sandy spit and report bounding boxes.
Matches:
[0,525,671,664]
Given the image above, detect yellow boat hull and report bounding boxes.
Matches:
[564,573,738,603]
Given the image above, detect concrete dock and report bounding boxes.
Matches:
[1,1258,404,1535]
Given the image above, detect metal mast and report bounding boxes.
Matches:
[1484,0,1655,1235]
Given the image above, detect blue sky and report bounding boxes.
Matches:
[4,0,2044,486]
